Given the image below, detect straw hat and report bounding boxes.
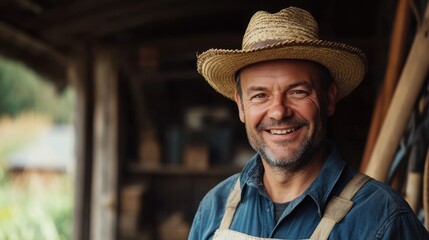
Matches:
[197,7,367,101]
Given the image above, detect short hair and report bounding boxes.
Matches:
[234,72,242,99]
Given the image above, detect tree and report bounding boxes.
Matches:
[0,56,74,123]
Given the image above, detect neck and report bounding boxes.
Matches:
[262,144,329,203]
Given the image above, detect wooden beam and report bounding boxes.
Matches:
[22,0,117,29]
[91,47,119,240]
[138,33,243,51]
[16,0,43,14]
[41,1,243,40]
[68,46,94,240]
[88,2,243,38]
[138,69,201,82]
[40,1,183,37]
[0,20,67,64]
[0,39,67,87]
[0,0,43,13]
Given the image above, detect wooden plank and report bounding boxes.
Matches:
[16,0,43,14]
[365,3,429,181]
[0,0,43,14]
[0,20,67,64]
[141,33,242,52]
[40,1,184,37]
[41,1,243,40]
[22,0,118,29]
[88,2,243,38]
[68,46,94,240]
[91,47,119,240]
[128,164,240,177]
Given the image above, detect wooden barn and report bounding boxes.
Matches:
[0,0,428,239]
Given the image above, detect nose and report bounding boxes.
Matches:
[267,95,293,120]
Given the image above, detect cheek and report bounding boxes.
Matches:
[243,104,266,126]
[294,99,321,122]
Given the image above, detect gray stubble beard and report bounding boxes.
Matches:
[246,120,325,172]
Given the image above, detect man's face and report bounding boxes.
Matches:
[234,60,336,171]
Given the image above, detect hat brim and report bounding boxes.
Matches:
[197,40,367,101]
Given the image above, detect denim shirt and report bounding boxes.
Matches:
[189,145,429,240]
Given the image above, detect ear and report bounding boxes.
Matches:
[326,83,337,116]
[234,91,245,123]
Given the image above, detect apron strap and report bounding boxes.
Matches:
[219,177,242,229]
[310,173,371,240]
[217,173,371,239]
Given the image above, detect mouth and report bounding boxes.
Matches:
[268,126,302,135]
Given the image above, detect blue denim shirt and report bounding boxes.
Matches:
[189,145,429,239]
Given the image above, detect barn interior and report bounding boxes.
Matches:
[0,0,428,239]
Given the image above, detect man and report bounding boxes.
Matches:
[189,6,429,240]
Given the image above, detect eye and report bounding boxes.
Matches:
[250,93,268,102]
[289,90,309,98]
[291,90,306,95]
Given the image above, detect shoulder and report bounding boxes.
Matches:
[342,176,428,239]
[199,173,240,210]
[189,174,240,240]
[357,178,411,210]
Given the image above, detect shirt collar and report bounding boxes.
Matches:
[240,153,263,190]
[305,145,347,216]
[239,142,347,216]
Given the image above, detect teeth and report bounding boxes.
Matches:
[270,128,296,135]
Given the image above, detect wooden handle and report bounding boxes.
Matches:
[423,148,429,230]
[365,3,429,181]
[405,172,422,213]
[360,0,411,172]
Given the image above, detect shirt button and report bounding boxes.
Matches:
[266,208,270,212]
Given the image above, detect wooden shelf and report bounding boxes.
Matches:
[127,163,241,177]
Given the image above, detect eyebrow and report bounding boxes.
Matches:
[245,81,312,95]
[246,86,268,95]
[288,81,312,89]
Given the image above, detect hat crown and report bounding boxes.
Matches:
[243,7,319,50]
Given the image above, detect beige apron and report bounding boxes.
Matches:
[213,173,370,240]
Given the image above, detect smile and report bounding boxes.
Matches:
[269,127,301,135]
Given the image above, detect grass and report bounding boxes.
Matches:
[0,174,73,240]
[0,113,73,240]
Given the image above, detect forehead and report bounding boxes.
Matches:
[239,59,323,80]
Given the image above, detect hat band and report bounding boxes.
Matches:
[244,39,284,50]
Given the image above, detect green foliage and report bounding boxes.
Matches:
[0,56,75,123]
[0,55,75,239]
[0,174,73,240]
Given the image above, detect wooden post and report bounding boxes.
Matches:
[91,47,119,240]
[360,0,411,171]
[365,3,429,181]
[68,46,94,240]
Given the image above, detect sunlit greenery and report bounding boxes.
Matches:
[0,56,75,123]
[0,171,73,240]
[0,56,75,240]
